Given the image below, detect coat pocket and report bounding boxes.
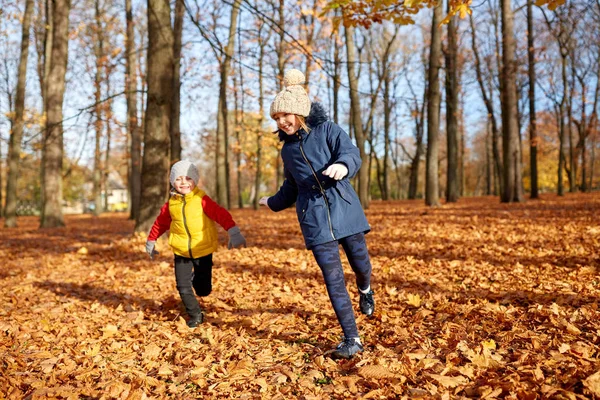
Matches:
[296,198,310,223]
[334,184,353,205]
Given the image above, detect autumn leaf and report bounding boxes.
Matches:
[406,293,422,307]
[429,373,469,388]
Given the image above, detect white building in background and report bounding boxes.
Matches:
[80,171,129,214]
[105,171,128,212]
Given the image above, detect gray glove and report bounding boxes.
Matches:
[146,240,159,259]
[227,226,246,249]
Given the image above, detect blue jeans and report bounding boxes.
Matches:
[174,253,213,318]
[311,233,372,339]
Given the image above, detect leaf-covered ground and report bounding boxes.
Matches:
[1,193,599,399]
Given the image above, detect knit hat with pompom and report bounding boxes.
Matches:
[170,160,199,187]
[270,69,311,118]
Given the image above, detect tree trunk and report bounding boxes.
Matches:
[582,63,600,191]
[383,72,391,201]
[233,73,243,209]
[469,14,503,196]
[557,102,566,196]
[425,0,442,207]
[103,75,113,212]
[126,0,141,220]
[407,78,426,200]
[500,0,523,203]
[92,0,104,217]
[344,22,369,208]
[253,26,267,210]
[5,0,34,227]
[40,0,70,228]
[445,9,459,203]
[486,119,492,195]
[170,0,184,162]
[274,0,285,191]
[332,14,341,125]
[134,0,173,233]
[527,0,539,198]
[38,0,53,218]
[216,0,240,209]
[567,56,576,192]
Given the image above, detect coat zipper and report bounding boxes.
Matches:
[298,134,336,241]
[182,196,194,258]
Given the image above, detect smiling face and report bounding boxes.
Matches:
[273,112,302,136]
[173,176,196,194]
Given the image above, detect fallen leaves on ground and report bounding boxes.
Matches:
[0,193,599,399]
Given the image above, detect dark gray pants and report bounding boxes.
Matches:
[174,254,213,318]
[311,233,372,339]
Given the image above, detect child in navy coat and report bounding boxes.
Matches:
[259,69,375,359]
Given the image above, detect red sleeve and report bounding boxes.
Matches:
[148,202,171,241]
[202,195,236,231]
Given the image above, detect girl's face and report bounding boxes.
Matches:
[173,176,196,194]
[273,112,301,135]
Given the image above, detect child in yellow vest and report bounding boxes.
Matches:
[145,160,246,327]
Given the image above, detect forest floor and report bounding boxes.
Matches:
[1,193,599,399]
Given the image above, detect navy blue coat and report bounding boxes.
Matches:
[267,103,371,249]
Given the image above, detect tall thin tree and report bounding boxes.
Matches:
[135,0,173,233]
[92,0,105,216]
[344,21,370,208]
[500,0,523,202]
[125,0,141,220]
[425,0,442,207]
[170,0,184,162]
[5,0,34,227]
[445,7,459,203]
[215,0,240,209]
[40,0,71,228]
[527,0,539,198]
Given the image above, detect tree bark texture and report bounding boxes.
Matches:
[135,0,173,233]
[170,0,184,162]
[425,0,442,207]
[40,0,70,228]
[445,10,459,203]
[126,0,141,221]
[93,0,104,216]
[500,0,523,202]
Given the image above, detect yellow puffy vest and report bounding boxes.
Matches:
[168,187,218,258]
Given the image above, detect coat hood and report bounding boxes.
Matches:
[278,102,329,142]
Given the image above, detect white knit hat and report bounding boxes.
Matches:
[270,69,311,118]
[170,160,199,186]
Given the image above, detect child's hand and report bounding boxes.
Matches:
[259,196,271,209]
[323,163,348,180]
[145,241,159,259]
[227,226,247,249]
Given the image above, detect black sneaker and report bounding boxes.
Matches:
[359,290,375,317]
[187,312,204,328]
[330,337,364,359]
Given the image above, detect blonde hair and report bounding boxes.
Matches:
[273,114,310,134]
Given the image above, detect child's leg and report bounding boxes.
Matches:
[339,233,372,292]
[174,255,202,318]
[312,240,359,339]
[192,254,213,297]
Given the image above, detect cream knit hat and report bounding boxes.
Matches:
[270,69,311,118]
[170,160,199,186]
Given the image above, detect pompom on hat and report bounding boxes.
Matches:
[170,160,200,186]
[270,69,311,119]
